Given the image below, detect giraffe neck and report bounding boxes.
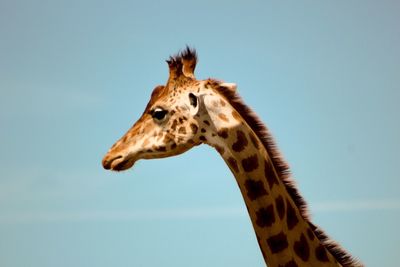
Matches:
[200,87,346,267]
[210,126,340,266]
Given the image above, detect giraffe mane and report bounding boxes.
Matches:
[212,80,362,267]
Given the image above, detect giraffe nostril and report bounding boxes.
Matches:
[102,155,123,170]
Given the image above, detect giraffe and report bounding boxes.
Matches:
[102,47,362,267]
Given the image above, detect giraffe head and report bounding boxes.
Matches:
[102,47,236,171]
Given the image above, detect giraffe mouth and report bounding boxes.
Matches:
[103,154,136,171]
[112,157,136,171]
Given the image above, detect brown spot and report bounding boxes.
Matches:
[199,136,206,141]
[264,160,279,188]
[190,123,198,134]
[171,120,178,131]
[171,143,177,149]
[307,228,315,241]
[214,145,225,155]
[218,113,229,122]
[241,154,259,172]
[217,128,229,139]
[286,199,299,230]
[203,120,210,126]
[201,128,206,133]
[220,99,226,106]
[315,245,329,262]
[275,195,285,220]
[279,260,298,267]
[227,157,239,173]
[232,110,241,121]
[244,179,267,200]
[155,146,166,152]
[255,205,275,228]
[294,234,310,261]
[178,127,186,134]
[267,232,288,254]
[249,131,259,149]
[232,130,248,152]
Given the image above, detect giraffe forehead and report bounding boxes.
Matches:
[152,88,200,110]
[146,89,185,109]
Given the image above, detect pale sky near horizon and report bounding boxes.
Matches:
[0,1,399,266]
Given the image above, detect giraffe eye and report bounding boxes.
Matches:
[151,108,168,121]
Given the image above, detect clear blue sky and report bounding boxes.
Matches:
[0,1,399,266]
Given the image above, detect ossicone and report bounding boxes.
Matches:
[166,46,197,82]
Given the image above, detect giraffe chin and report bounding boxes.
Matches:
[111,158,136,172]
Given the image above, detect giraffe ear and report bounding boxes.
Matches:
[189,93,200,115]
[189,93,198,108]
[189,93,206,116]
[220,82,237,93]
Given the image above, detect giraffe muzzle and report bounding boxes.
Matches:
[102,155,122,170]
[102,154,136,171]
